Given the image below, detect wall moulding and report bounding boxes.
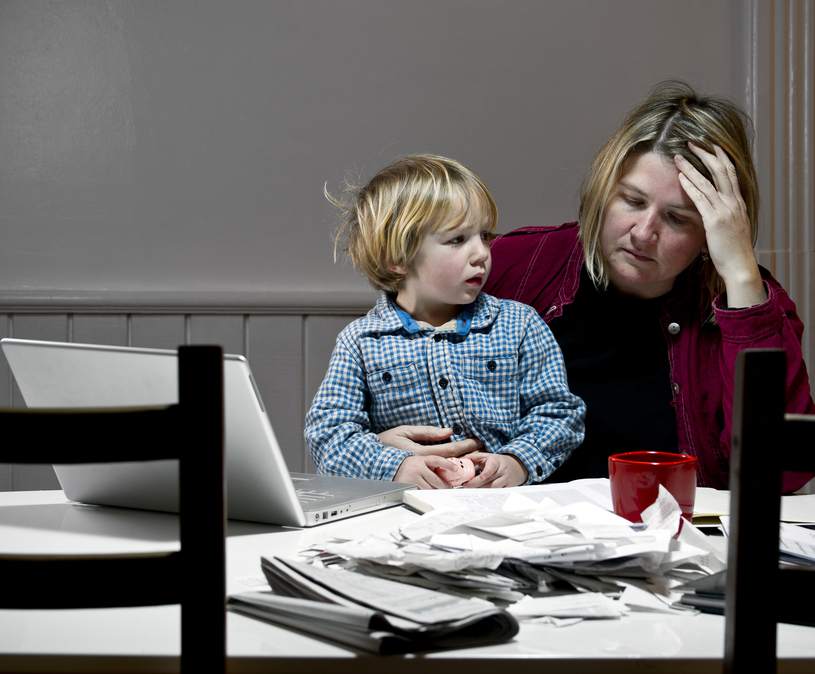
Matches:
[0,290,380,315]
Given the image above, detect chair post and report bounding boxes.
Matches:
[725,349,786,674]
[178,345,226,672]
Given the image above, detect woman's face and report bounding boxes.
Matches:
[600,151,708,299]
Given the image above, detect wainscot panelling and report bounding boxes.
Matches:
[0,290,376,493]
[245,315,305,472]
[72,314,129,347]
[4,289,811,494]
[189,315,245,357]
[130,315,186,350]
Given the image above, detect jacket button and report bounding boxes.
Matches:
[536,465,543,476]
[668,322,680,335]
[672,382,680,395]
[382,372,391,383]
[439,377,448,389]
[434,334,443,342]
[487,360,497,371]
[452,424,462,435]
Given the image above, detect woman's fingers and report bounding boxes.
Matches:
[687,141,736,198]
[676,143,766,307]
[712,144,742,197]
[682,143,747,222]
[676,168,714,218]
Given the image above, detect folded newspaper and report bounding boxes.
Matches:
[228,556,519,654]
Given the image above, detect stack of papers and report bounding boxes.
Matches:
[231,478,815,641]
[294,480,727,623]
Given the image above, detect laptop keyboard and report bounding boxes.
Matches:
[296,489,336,503]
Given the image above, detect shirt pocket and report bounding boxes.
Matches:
[367,363,433,429]
[459,355,519,424]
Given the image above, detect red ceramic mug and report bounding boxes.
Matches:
[608,451,698,523]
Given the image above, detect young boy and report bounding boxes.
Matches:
[305,155,585,489]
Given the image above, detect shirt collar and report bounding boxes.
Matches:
[390,298,476,336]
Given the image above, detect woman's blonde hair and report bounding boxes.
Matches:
[329,154,497,291]
[579,81,759,311]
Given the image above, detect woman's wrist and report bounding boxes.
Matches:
[720,264,767,309]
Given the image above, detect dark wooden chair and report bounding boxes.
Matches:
[725,348,815,673]
[0,345,226,673]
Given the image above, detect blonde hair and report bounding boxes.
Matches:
[328,154,498,291]
[579,81,759,313]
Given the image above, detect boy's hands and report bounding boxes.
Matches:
[386,431,527,489]
[394,455,459,489]
[378,425,483,456]
[463,452,528,489]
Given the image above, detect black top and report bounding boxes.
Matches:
[546,268,678,482]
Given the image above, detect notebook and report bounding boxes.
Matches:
[1,338,413,527]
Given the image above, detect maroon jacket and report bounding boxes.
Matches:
[485,222,814,492]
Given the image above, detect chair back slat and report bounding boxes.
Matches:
[178,345,226,671]
[0,344,226,674]
[0,406,182,463]
[725,348,815,674]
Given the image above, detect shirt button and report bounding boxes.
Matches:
[672,382,680,395]
[439,377,448,389]
[668,322,681,335]
[452,424,462,435]
[487,360,497,371]
[434,334,443,342]
[382,372,391,383]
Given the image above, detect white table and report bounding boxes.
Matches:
[1,489,814,673]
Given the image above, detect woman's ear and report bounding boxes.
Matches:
[388,264,408,275]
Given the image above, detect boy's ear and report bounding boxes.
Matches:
[387,264,408,275]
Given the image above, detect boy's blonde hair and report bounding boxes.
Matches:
[579,81,759,316]
[329,154,498,291]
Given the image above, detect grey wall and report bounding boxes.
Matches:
[0,0,735,294]
[10,0,810,492]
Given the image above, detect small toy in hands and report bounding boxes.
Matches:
[435,457,476,487]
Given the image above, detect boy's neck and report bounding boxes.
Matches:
[392,294,461,328]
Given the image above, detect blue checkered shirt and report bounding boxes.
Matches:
[305,292,585,484]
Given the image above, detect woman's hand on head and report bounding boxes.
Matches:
[674,142,767,308]
[377,425,484,457]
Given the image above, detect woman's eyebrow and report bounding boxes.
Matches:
[618,180,699,213]
[618,180,651,199]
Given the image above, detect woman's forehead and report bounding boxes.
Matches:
[615,152,700,213]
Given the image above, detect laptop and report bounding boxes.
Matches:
[1,338,413,527]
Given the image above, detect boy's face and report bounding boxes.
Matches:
[392,205,493,327]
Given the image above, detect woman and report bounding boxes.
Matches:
[482,81,813,492]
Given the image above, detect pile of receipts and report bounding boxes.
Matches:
[310,479,728,625]
[229,479,731,649]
